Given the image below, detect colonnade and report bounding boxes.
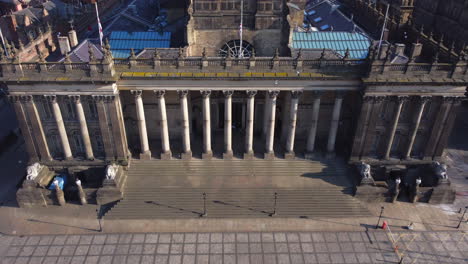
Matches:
[351,95,462,161]
[130,89,344,160]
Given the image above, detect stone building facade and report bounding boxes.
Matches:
[1,1,467,207]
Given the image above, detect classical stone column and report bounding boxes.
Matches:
[285,90,302,159]
[178,90,191,159]
[70,95,94,160]
[154,90,171,160]
[384,96,408,160]
[131,90,151,160]
[201,90,212,159]
[22,96,52,161]
[47,95,73,160]
[265,90,279,159]
[305,91,321,159]
[433,97,462,159]
[223,90,234,159]
[92,95,115,160]
[326,92,345,157]
[350,96,374,161]
[10,96,39,162]
[404,96,430,159]
[244,90,257,159]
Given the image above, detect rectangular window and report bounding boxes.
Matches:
[88,100,99,120]
[66,100,76,120]
[42,99,54,120]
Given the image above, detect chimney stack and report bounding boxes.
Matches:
[58,36,71,55]
[68,30,78,48]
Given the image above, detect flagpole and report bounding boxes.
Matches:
[377,4,389,56]
[94,1,103,46]
[239,0,243,58]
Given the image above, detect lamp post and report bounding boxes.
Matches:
[457,206,467,229]
[376,206,385,229]
[269,192,278,217]
[200,192,207,217]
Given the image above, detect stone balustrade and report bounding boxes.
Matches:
[0,53,466,82]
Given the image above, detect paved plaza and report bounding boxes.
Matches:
[1,231,467,264]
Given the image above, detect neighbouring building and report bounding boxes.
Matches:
[1,0,466,209]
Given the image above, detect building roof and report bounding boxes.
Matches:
[12,1,55,26]
[109,31,171,58]
[58,39,103,63]
[292,31,371,59]
[304,0,366,34]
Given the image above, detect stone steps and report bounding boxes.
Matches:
[104,159,369,219]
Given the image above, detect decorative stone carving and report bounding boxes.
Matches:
[26,163,43,181]
[200,90,211,98]
[246,90,257,98]
[291,90,303,99]
[267,90,280,98]
[106,164,119,180]
[154,90,166,98]
[432,162,448,180]
[177,90,189,98]
[223,90,234,97]
[358,162,374,185]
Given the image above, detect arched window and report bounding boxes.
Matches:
[219,40,253,58]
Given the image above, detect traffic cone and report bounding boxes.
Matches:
[382,221,388,229]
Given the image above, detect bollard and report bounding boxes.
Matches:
[54,179,66,206]
[76,179,87,205]
[382,221,388,230]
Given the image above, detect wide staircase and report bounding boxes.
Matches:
[104,159,371,219]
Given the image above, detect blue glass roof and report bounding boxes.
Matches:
[109,31,171,58]
[292,31,371,59]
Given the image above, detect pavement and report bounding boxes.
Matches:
[0,230,467,264]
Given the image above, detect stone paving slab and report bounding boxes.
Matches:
[1,231,466,264]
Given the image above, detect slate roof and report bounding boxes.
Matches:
[304,0,366,34]
[58,39,103,63]
[292,31,371,59]
[109,31,171,58]
[12,1,56,26]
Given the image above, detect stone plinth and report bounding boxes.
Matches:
[285,152,295,160]
[354,185,388,203]
[243,152,254,160]
[160,151,172,160]
[181,151,192,160]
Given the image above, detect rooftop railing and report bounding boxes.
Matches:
[0,53,466,81]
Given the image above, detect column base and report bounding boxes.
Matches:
[264,152,275,160]
[139,151,152,160]
[202,151,213,160]
[87,157,95,161]
[161,151,172,160]
[284,152,295,160]
[305,152,320,159]
[223,150,233,160]
[181,151,192,160]
[243,151,254,160]
[325,152,336,159]
[65,156,73,161]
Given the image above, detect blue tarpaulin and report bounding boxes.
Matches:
[48,174,67,190]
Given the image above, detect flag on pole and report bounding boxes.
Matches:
[95,2,103,46]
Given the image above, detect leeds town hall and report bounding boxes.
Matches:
[2,0,467,217]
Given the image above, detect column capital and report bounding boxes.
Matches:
[177,90,189,98]
[395,96,409,104]
[442,96,464,104]
[92,95,115,102]
[246,90,257,98]
[154,90,166,98]
[335,91,346,99]
[69,95,81,103]
[130,90,143,98]
[223,90,234,97]
[44,95,58,103]
[200,90,211,98]
[291,90,303,99]
[311,90,323,98]
[419,96,431,104]
[267,90,280,98]
[9,95,33,103]
[372,96,387,103]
